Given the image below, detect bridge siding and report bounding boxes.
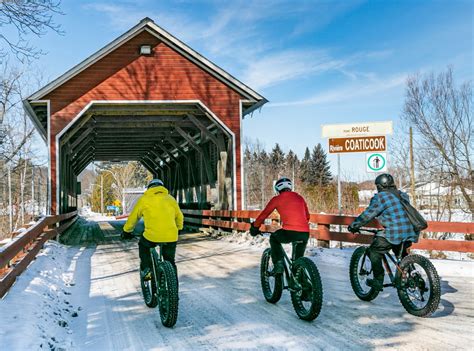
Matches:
[46,31,244,212]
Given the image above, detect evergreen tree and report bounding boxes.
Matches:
[285,149,299,184]
[299,147,311,184]
[310,143,332,186]
[269,143,285,177]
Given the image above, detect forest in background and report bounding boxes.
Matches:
[243,140,359,213]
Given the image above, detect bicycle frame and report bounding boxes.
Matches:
[358,229,407,288]
[150,244,164,278]
[281,243,303,291]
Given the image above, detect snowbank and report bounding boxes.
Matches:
[0,242,91,350]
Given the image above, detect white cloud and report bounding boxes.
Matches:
[242,50,347,90]
[269,73,407,107]
[241,49,394,90]
[84,1,395,94]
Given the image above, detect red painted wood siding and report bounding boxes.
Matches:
[46,31,245,212]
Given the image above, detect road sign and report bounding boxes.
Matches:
[329,136,386,154]
[322,121,393,138]
[366,153,387,173]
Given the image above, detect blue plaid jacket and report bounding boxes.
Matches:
[352,190,419,244]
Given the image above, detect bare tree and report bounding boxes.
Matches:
[0,0,63,61]
[0,62,47,238]
[403,67,473,216]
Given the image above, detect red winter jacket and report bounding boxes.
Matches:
[253,191,310,232]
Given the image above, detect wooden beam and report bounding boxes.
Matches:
[175,126,202,153]
[187,114,224,151]
[60,113,94,146]
[155,143,180,164]
[70,126,95,149]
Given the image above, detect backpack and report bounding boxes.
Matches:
[389,190,428,232]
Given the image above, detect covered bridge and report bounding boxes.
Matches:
[24,17,266,214]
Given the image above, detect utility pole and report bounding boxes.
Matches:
[122,189,126,215]
[100,174,104,215]
[409,127,416,207]
[8,165,13,233]
[31,166,35,216]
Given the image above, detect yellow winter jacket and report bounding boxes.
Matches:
[123,186,184,243]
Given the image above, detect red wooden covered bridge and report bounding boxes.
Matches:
[24,17,267,214]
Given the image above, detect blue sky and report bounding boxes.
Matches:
[15,0,474,180]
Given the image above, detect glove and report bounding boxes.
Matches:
[249,225,261,237]
[348,224,360,233]
[121,231,134,240]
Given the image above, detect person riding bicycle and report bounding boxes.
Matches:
[348,173,420,292]
[250,177,310,275]
[121,179,184,280]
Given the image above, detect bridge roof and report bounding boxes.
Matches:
[25,17,267,139]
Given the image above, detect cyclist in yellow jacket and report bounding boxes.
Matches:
[122,179,183,280]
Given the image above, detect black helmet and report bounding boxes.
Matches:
[375,173,395,191]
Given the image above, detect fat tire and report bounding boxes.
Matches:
[140,250,159,308]
[397,254,441,317]
[157,260,179,327]
[290,257,323,321]
[349,246,380,301]
[260,248,283,303]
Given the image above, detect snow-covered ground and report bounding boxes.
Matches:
[0,242,92,350]
[0,224,473,350]
[79,207,116,222]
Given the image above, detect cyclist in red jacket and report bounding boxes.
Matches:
[250,177,310,274]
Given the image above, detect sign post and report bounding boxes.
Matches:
[321,121,393,243]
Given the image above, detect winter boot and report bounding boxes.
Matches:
[366,278,384,292]
[141,268,152,281]
[270,260,284,275]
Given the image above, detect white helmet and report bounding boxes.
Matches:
[274,177,292,193]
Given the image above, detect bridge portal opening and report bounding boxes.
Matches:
[59,102,235,213]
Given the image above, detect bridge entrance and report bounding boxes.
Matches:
[24,18,266,214]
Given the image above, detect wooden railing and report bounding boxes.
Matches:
[182,210,474,253]
[0,211,78,297]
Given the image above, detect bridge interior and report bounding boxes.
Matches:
[58,102,234,213]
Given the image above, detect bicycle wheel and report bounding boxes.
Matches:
[260,248,283,303]
[397,254,440,317]
[349,246,380,301]
[290,257,323,321]
[140,250,158,308]
[157,260,179,327]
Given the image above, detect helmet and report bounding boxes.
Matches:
[147,179,164,189]
[375,173,395,191]
[274,177,292,193]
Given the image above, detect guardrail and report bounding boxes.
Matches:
[0,211,78,297]
[182,210,474,253]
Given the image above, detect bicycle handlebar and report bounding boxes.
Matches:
[356,228,382,235]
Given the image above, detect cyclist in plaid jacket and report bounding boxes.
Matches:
[348,174,420,291]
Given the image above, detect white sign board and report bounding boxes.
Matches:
[366,152,387,173]
[322,121,393,138]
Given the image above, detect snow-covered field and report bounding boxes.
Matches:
[0,224,473,350]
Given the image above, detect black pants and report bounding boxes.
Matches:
[139,236,177,272]
[368,236,411,283]
[270,229,309,264]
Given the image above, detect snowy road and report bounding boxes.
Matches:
[1,220,473,350]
